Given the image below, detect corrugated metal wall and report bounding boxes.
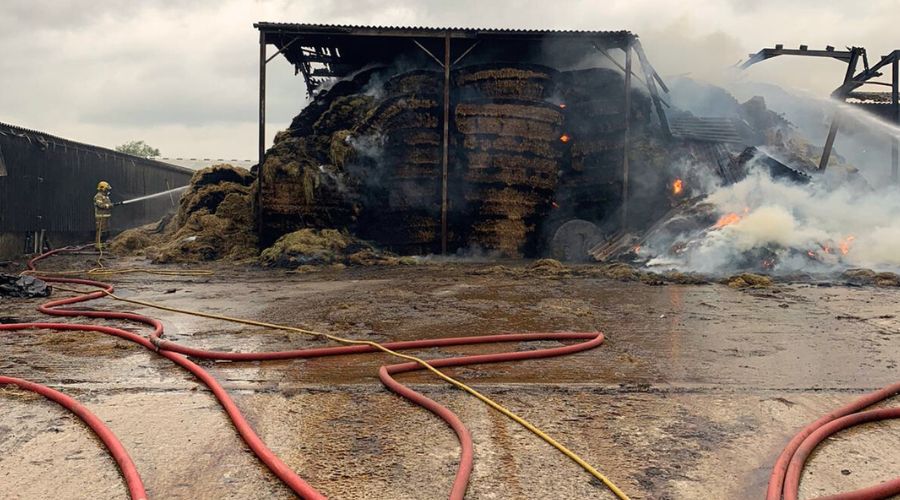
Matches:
[0,122,193,238]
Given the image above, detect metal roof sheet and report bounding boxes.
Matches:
[254,22,634,37]
[0,121,192,175]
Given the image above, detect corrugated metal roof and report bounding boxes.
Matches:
[253,21,637,38]
[669,116,749,144]
[256,22,636,95]
[255,22,633,37]
[0,121,191,175]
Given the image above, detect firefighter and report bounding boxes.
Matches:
[94,181,113,250]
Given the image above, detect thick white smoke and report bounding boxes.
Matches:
[647,167,900,275]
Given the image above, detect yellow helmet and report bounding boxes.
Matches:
[97,181,111,191]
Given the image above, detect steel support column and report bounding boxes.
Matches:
[892,57,899,183]
[257,30,267,233]
[440,33,451,254]
[258,31,267,172]
[621,45,632,231]
[633,40,670,137]
[819,116,841,171]
[820,49,860,170]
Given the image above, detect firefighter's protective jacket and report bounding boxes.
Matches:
[94,192,113,218]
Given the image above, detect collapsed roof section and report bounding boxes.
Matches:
[254,22,637,95]
[741,44,899,178]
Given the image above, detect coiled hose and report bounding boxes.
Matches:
[1,246,628,499]
[767,383,900,500]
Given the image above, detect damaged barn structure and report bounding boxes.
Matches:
[252,24,839,262]
[254,23,678,258]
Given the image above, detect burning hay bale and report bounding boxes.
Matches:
[351,73,443,253]
[259,134,357,239]
[258,70,383,246]
[255,61,658,258]
[842,268,877,285]
[548,68,654,241]
[872,273,900,287]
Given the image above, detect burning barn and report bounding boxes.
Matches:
[240,25,897,274]
[254,23,673,258]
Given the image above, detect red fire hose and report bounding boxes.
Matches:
[767,382,900,500]
[1,246,608,499]
[0,375,148,500]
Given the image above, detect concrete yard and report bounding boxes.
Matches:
[1,256,898,499]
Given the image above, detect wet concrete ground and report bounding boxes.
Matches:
[1,256,898,499]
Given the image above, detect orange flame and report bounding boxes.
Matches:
[672,178,684,195]
[713,212,742,229]
[559,133,570,143]
[839,235,856,255]
[559,103,567,109]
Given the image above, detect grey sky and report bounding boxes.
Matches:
[1,0,896,159]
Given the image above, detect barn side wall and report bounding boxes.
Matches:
[0,122,193,259]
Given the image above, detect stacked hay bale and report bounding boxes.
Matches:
[547,68,651,235]
[353,70,443,253]
[453,63,563,257]
[253,63,656,259]
[257,70,380,247]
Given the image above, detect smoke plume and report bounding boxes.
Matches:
[646,166,900,275]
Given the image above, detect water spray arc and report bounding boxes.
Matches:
[114,185,189,206]
[741,44,900,180]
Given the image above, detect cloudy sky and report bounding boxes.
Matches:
[1,0,896,159]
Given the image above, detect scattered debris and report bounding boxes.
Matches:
[0,274,50,298]
[471,265,513,276]
[841,268,900,287]
[661,271,709,285]
[528,258,570,275]
[261,229,359,267]
[260,229,412,268]
[725,273,774,289]
[594,262,642,281]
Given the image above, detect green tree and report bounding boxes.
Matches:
[115,140,160,158]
